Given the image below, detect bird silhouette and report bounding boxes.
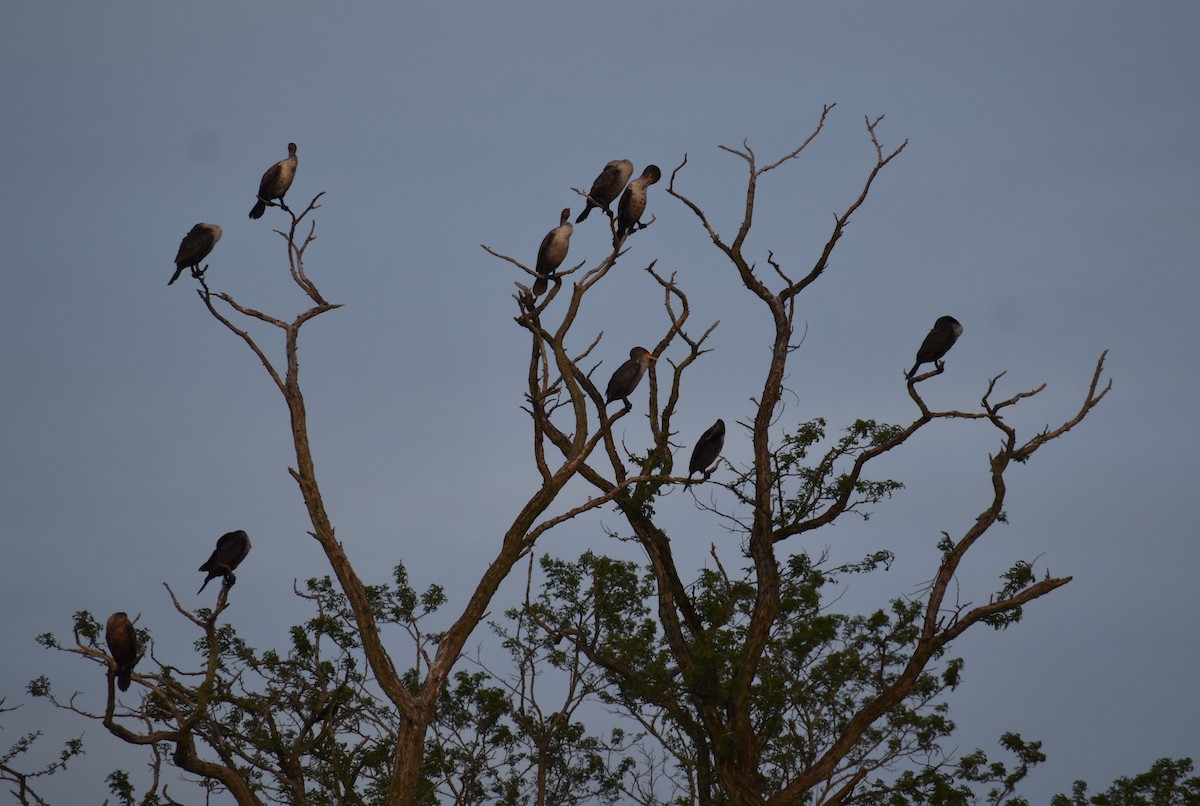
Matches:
[533,208,573,296]
[614,165,661,247]
[577,159,633,223]
[169,223,222,285]
[249,142,298,219]
[687,419,726,483]
[198,530,252,594]
[605,347,656,408]
[105,612,138,692]
[907,316,963,380]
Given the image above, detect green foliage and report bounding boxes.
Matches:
[730,418,906,530]
[106,769,136,806]
[982,561,1038,629]
[0,699,86,805]
[1052,757,1200,805]
[73,610,101,643]
[14,422,1126,805]
[25,676,51,699]
[420,562,641,804]
[507,547,1003,801]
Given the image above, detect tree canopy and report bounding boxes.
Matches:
[10,108,1161,806]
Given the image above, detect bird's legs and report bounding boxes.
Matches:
[631,214,656,234]
[256,196,293,216]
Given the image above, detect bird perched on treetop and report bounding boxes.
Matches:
[105,612,138,692]
[197,530,252,594]
[533,208,573,296]
[906,316,963,380]
[577,159,633,223]
[249,142,298,220]
[614,165,662,247]
[687,419,725,484]
[169,223,222,285]
[605,347,656,408]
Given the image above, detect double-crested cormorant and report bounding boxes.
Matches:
[533,208,573,296]
[169,223,223,285]
[688,419,725,482]
[105,612,138,692]
[614,165,662,247]
[197,530,252,594]
[605,346,656,407]
[906,316,963,380]
[577,159,634,223]
[249,142,298,220]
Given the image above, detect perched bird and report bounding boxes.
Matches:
[576,159,634,223]
[249,142,298,220]
[614,165,662,247]
[105,612,138,692]
[605,346,656,407]
[533,208,573,296]
[906,316,963,380]
[169,223,222,285]
[197,530,252,594]
[687,419,726,483]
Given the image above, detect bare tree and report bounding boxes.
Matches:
[1,698,83,806]
[27,105,1110,805]
[494,105,1109,803]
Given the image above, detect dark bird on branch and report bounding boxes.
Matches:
[169,223,222,285]
[614,164,661,247]
[249,142,298,219]
[906,315,963,380]
[577,159,633,223]
[198,530,252,594]
[687,419,725,483]
[605,347,656,408]
[105,612,138,692]
[533,208,573,296]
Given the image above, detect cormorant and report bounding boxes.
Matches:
[605,346,656,407]
[105,612,138,692]
[577,159,633,223]
[533,208,573,296]
[198,530,252,594]
[169,223,222,285]
[249,142,298,219]
[906,316,963,380]
[614,165,661,247]
[688,419,725,482]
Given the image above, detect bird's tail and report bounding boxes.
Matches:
[906,362,920,381]
[197,576,213,595]
[117,667,132,692]
[575,204,594,224]
[168,266,185,285]
[533,276,548,296]
[249,200,267,219]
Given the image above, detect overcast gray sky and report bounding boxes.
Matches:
[2,2,1197,801]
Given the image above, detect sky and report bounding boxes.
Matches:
[2,1,1197,801]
